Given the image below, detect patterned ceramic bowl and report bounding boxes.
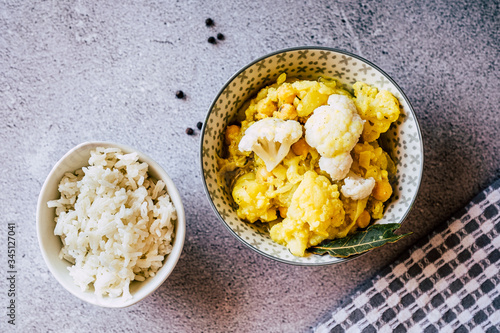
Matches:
[201,47,423,265]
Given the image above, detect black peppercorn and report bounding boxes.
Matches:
[216,33,225,41]
[175,90,184,99]
[196,122,203,130]
[208,36,216,44]
[205,18,214,27]
[185,128,194,135]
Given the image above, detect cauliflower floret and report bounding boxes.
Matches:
[244,86,279,120]
[318,152,353,181]
[232,172,277,223]
[291,81,335,117]
[341,172,376,200]
[353,82,400,142]
[304,94,364,158]
[270,171,345,256]
[238,118,303,172]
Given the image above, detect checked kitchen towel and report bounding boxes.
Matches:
[315,179,500,333]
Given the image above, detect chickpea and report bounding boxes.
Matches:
[224,125,240,145]
[255,99,277,119]
[372,180,393,202]
[277,84,296,104]
[356,210,371,228]
[279,206,288,218]
[291,138,310,156]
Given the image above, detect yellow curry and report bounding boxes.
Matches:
[218,74,400,256]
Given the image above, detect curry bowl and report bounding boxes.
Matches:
[200,47,423,265]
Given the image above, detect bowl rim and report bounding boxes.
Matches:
[36,141,186,307]
[200,46,424,266]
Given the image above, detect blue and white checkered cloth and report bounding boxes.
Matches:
[315,179,500,332]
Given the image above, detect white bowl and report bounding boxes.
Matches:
[37,141,186,307]
[201,47,423,265]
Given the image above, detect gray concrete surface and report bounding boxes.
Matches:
[0,0,498,332]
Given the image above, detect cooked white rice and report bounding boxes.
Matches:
[47,147,176,299]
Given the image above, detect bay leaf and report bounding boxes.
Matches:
[308,223,411,258]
